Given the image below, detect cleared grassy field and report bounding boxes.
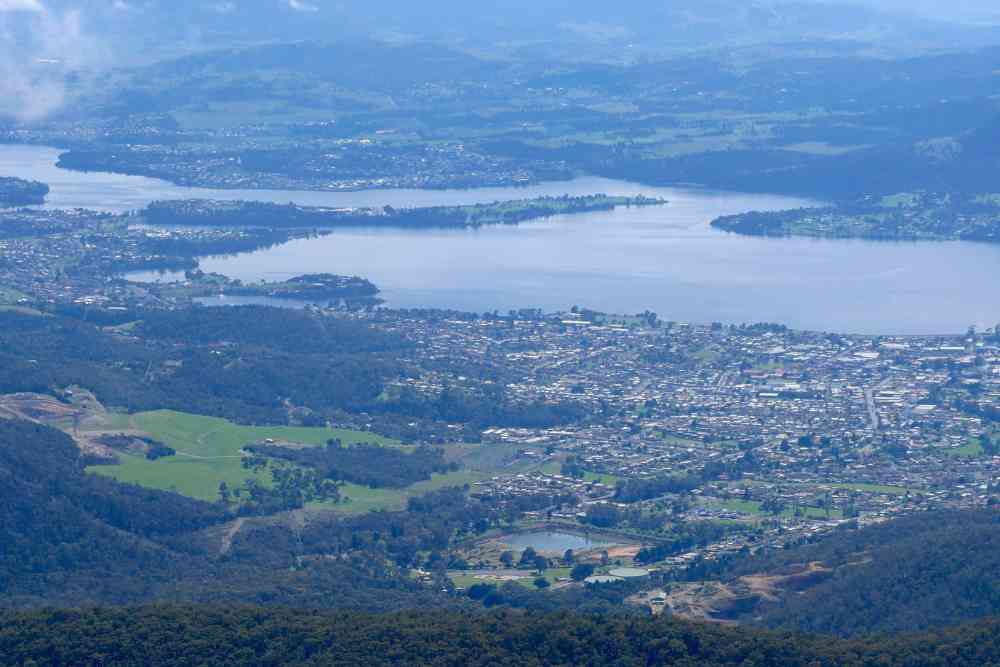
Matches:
[706,497,842,521]
[942,438,986,459]
[826,483,919,496]
[330,469,489,514]
[538,461,620,486]
[0,285,26,304]
[88,410,396,502]
[449,567,573,591]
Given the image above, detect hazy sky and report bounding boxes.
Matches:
[850,0,1000,23]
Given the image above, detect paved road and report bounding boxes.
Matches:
[864,387,879,430]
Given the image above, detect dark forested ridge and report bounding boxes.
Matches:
[690,510,1000,637]
[0,177,48,206]
[4,606,1000,667]
[0,419,228,604]
[760,511,1000,636]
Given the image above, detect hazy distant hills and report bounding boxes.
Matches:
[27,0,1000,64]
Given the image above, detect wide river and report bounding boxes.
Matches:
[3,144,999,335]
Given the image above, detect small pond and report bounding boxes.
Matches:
[499,531,618,554]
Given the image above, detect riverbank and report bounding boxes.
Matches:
[711,192,1000,244]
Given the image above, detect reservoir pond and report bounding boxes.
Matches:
[498,531,617,554]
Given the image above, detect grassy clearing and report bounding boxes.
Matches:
[827,483,918,496]
[942,439,985,459]
[449,574,489,589]
[88,410,396,502]
[692,347,721,363]
[662,435,701,447]
[444,441,524,472]
[583,471,621,485]
[448,567,572,591]
[706,497,841,521]
[536,461,619,485]
[92,450,272,501]
[0,285,27,304]
[98,411,137,431]
[516,567,572,589]
[326,469,489,515]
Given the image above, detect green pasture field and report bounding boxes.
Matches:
[0,285,27,304]
[88,409,397,502]
[330,469,489,515]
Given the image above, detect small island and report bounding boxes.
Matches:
[235,273,381,304]
[0,177,49,207]
[154,270,383,309]
[141,195,667,229]
[711,192,1000,243]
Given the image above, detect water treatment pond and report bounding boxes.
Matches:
[498,531,618,554]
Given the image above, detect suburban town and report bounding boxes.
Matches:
[372,309,1000,581]
[3,194,1000,618]
[3,205,999,535]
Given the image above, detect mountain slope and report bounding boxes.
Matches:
[3,606,1000,666]
[0,418,229,604]
[693,510,1000,637]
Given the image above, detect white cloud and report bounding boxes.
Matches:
[0,0,43,12]
[0,1,107,121]
[287,0,318,12]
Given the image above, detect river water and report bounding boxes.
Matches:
[3,144,999,335]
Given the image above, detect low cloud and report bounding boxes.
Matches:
[0,0,43,12]
[0,0,106,122]
[287,0,319,13]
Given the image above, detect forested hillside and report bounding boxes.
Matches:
[0,418,456,610]
[695,510,1000,636]
[3,606,1000,667]
[0,419,227,605]
[0,308,583,437]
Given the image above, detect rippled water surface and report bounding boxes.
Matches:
[5,144,1000,334]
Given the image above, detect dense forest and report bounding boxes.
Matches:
[0,307,587,436]
[249,440,457,489]
[4,606,1000,667]
[0,177,48,206]
[0,418,227,604]
[685,510,1000,637]
[0,307,400,425]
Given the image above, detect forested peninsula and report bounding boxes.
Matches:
[712,192,1000,243]
[142,195,666,229]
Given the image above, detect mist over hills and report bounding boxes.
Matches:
[13,0,1000,65]
[6,0,999,124]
